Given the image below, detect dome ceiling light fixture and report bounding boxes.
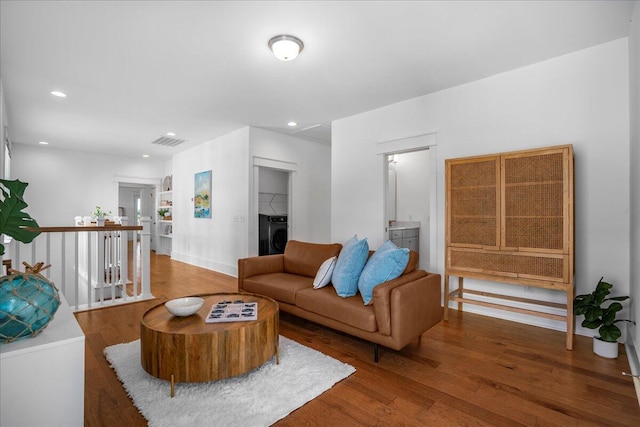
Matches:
[268,35,304,61]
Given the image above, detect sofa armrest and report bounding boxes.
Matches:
[372,271,441,337]
[237,254,284,291]
[390,273,442,347]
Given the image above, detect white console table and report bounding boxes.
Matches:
[1,294,85,426]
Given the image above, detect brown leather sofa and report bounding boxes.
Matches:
[237,240,442,361]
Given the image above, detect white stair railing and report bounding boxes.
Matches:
[3,217,153,312]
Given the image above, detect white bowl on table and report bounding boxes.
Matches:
[165,297,204,316]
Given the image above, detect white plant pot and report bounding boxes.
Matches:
[593,337,619,359]
[96,218,105,226]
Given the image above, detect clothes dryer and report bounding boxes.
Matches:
[258,214,288,255]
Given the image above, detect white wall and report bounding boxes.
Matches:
[332,38,630,337]
[258,168,288,215]
[170,126,331,276]
[171,127,250,275]
[249,127,331,247]
[628,1,640,359]
[10,144,165,226]
[0,79,9,180]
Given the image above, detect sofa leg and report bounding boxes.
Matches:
[373,343,379,363]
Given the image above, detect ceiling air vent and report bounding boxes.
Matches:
[292,124,331,143]
[151,136,186,147]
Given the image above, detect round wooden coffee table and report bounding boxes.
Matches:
[140,292,279,397]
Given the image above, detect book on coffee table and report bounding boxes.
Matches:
[206,301,258,323]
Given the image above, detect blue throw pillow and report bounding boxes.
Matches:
[374,239,398,254]
[332,237,369,297]
[358,243,410,305]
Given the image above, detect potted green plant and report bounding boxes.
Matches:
[574,277,632,358]
[157,208,169,219]
[0,179,40,257]
[92,206,110,226]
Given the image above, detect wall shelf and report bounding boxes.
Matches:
[157,189,173,255]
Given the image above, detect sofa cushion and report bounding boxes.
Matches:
[296,287,378,332]
[242,272,312,305]
[403,250,419,275]
[332,237,369,297]
[358,242,410,305]
[313,256,337,289]
[283,240,343,278]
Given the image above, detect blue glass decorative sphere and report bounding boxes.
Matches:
[0,272,60,343]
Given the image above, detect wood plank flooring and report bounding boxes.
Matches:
[75,251,640,426]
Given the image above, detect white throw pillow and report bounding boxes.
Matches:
[313,256,337,289]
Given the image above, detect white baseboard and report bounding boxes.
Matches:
[625,324,640,407]
[171,251,238,277]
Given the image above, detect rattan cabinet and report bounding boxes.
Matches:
[444,145,574,349]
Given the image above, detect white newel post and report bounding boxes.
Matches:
[140,217,152,298]
[119,217,129,295]
[96,230,105,302]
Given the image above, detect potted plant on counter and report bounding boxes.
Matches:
[574,277,633,359]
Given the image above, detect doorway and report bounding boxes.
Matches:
[118,182,155,248]
[385,149,430,263]
[258,168,290,256]
[378,132,437,272]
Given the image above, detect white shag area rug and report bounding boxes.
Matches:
[104,336,355,427]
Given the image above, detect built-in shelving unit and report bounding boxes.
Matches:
[157,186,173,255]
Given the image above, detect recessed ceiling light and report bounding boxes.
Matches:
[142,154,150,158]
[50,91,67,98]
[38,141,49,145]
[287,121,297,127]
[166,132,176,136]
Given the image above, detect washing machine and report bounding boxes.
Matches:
[259,214,288,255]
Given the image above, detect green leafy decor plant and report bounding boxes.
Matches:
[92,205,110,219]
[574,277,632,342]
[157,208,169,218]
[0,179,40,256]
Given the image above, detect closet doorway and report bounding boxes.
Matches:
[257,167,290,256]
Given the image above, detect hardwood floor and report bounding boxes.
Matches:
[76,251,640,426]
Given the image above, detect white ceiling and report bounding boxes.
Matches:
[0,1,635,159]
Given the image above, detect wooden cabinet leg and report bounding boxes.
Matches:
[444,275,450,321]
[458,277,464,316]
[566,285,574,350]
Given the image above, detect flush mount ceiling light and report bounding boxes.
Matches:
[38,141,49,145]
[287,121,297,127]
[50,91,67,98]
[268,35,304,61]
[166,132,176,136]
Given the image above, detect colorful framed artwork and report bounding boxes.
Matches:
[194,170,211,218]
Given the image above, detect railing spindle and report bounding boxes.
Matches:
[17,224,150,311]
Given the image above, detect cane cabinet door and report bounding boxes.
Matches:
[446,145,574,287]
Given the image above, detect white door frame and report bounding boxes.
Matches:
[376,133,438,272]
[250,156,297,257]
